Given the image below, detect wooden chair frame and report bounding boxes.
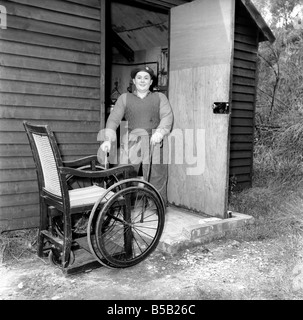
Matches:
[23,121,134,273]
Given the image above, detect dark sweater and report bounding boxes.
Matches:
[105,91,173,141]
[124,92,160,135]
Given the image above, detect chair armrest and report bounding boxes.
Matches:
[59,164,135,179]
[62,155,98,168]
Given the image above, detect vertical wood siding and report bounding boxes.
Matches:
[0,0,101,231]
[230,0,259,190]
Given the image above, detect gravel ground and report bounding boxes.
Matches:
[1,236,303,301]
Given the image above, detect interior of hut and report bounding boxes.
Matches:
[106,1,170,120]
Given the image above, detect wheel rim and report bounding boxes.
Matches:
[86,178,165,268]
[95,186,165,268]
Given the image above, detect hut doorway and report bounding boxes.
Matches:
[107,0,233,219]
[107,1,170,122]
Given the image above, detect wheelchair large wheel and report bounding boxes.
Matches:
[86,178,166,268]
[94,186,165,268]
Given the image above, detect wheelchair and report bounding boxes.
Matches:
[23,121,165,275]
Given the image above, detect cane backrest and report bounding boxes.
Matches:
[32,132,62,197]
[24,122,65,200]
[24,121,115,210]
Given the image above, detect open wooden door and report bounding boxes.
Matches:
[167,0,235,218]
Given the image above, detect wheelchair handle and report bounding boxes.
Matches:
[104,152,109,169]
[147,143,154,183]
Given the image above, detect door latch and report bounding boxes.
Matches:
[212,102,230,114]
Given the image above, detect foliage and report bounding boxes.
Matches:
[254,0,303,125]
[228,2,303,243]
[253,0,303,179]
[256,29,303,125]
[269,0,300,28]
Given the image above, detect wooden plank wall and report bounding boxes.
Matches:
[230,0,259,190]
[0,0,101,231]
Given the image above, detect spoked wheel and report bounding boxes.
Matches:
[94,186,165,268]
[86,178,166,268]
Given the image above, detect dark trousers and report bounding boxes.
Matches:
[120,134,168,205]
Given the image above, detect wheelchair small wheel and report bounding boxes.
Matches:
[95,186,165,268]
[48,249,75,268]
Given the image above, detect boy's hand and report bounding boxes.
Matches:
[150,132,163,145]
[101,141,111,153]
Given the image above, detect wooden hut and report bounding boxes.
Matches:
[0,0,275,231]
[0,0,102,231]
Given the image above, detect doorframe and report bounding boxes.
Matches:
[100,0,106,131]
[100,0,112,131]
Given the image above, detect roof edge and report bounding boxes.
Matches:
[241,0,276,43]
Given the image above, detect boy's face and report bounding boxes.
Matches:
[133,71,153,93]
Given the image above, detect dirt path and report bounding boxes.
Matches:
[1,236,303,301]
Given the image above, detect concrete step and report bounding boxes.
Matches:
[157,206,254,255]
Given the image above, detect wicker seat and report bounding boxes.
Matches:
[23,121,134,272]
[69,185,114,207]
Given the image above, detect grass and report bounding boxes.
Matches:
[0,229,38,265]
[225,145,303,299]
[228,182,303,242]
[226,122,303,263]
